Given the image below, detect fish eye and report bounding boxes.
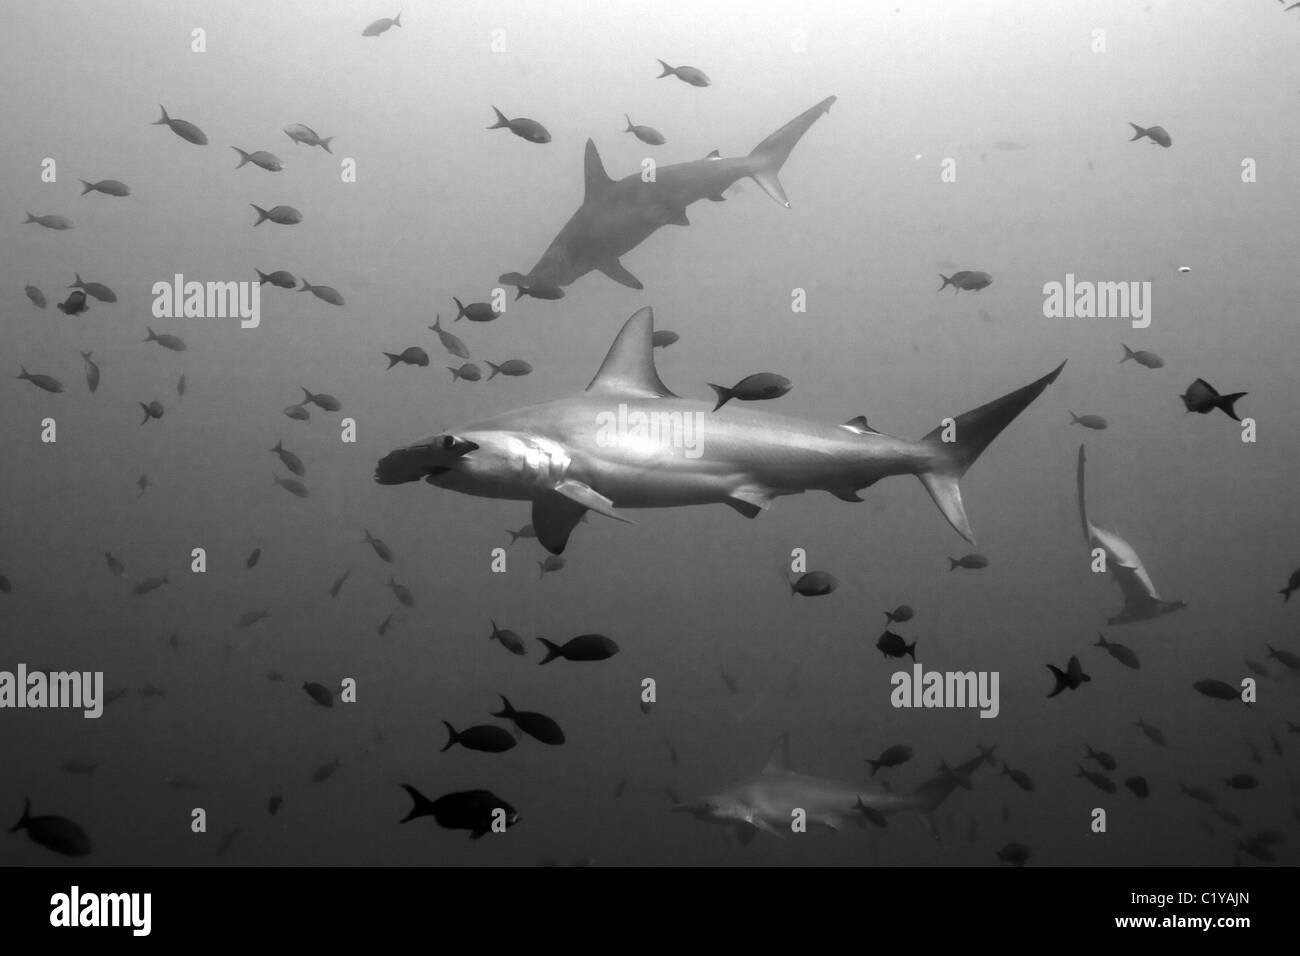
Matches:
[440,436,455,449]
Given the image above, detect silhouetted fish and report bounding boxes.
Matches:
[453,297,501,323]
[9,798,91,856]
[363,12,402,36]
[487,107,551,143]
[429,314,470,359]
[491,696,564,745]
[489,620,527,656]
[708,373,792,411]
[1128,123,1171,147]
[1180,378,1247,422]
[884,605,914,624]
[70,274,116,302]
[949,554,989,570]
[80,351,99,393]
[1047,656,1090,697]
[538,634,619,664]
[876,630,916,661]
[80,179,130,196]
[299,280,344,305]
[939,271,993,292]
[656,59,710,86]
[232,147,283,171]
[1120,344,1163,368]
[789,571,838,596]
[400,785,519,839]
[441,722,517,753]
[624,114,666,145]
[303,682,333,708]
[867,744,913,775]
[153,105,207,145]
[1094,633,1140,669]
[25,212,73,230]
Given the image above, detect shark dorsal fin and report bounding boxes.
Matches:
[584,139,613,201]
[842,415,880,435]
[705,149,721,160]
[585,307,679,398]
[762,732,793,775]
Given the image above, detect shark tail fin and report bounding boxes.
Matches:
[746,95,837,207]
[915,362,1066,543]
[908,750,986,840]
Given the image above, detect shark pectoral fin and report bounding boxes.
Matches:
[746,814,784,838]
[532,493,589,555]
[726,486,778,519]
[707,193,726,202]
[553,479,634,524]
[666,207,690,226]
[735,824,759,846]
[597,258,644,290]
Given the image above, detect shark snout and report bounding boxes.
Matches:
[374,435,479,485]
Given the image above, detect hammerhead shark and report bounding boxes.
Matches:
[1076,444,1185,624]
[375,308,1064,554]
[498,96,838,294]
[673,734,993,843]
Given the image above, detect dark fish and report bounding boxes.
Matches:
[362,12,402,36]
[1076,765,1117,793]
[400,785,519,839]
[428,314,470,359]
[1000,763,1036,792]
[949,554,989,570]
[256,268,297,288]
[624,114,666,145]
[1238,838,1275,863]
[246,547,262,569]
[1213,806,1242,827]
[283,124,334,152]
[884,605,914,624]
[132,573,169,595]
[1245,737,1262,766]
[487,107,551,144]
[215,827,241,856]
[299,279,344,305]
[656,59,710,86]
[311,758,341,783]
[138,400,165,424]
[453,297,501,323]
[80,179,130,197]
[1193,679,1241,702]
[719,666,739,695]
[137,475,152,496]
[56,290,88,315]
[231,147,283,171]
[1069,412,1108,430]
[1179,783,1216,806]
[1181,378,1247,422]
[665,737,679,767]
[1085,746,1117,772]
[104,552,127,578]
[612,778,627,799]
[1225,774,1258,790]
[1280,568,1300,602]
[300,387,341,411]
[303,682,333,708]
[24,212,74,229]
[1128,123,1172,147]
[1094,633,1140,669]
[79,351,99,393]
[1266,643,1300,671]
[538,634,619,664]
[876,630,917,661]
[17,366,63,393]
[506,524,536,545]
[283,403,310,421]
[708,373,792,411]
[237,609,269,628]
[491,695,564,745]
[513,279,565,301]
[1120,344,1164,368]
[387,577,414,607]
[273,475,309,498]
[361,530,394,565]
[1125,776,1150,798]
[1136,717,1168,747]
[167,632,179,650]
[270,440,305,477]
[251,204,302,226]
[938,271,993,292]
[378,613,393,636]
[24,285,45,308]
[153,105,208,145]
[537,555,565,577]
[268,793,283,816]
[651,330,679,349]
[855,799,889,828]
[145,326,186,351]
[328,568,351,598]
[1244,658,1268,677]
[449,363,482,382]
[789,571,838,596]
[8,798,91,857]
[489,620,527,656]
[70,273,116,302]
[384,347,430,369]
[486,359,532,379]
[867,744,914,775]
[441,722,517,753]
[1047,656,1090,697]
[177,374,187,395]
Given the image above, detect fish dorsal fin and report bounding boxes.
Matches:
[705,149,721,160]
[842,415,879,435]
[584,139,613,201]
[585,307,679,398]
[762,732,793,775]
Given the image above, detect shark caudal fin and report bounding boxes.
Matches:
[746,96,837,207]
[915,362,1065,543]
[907,750,988,839]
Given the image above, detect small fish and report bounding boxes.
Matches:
[387,577,414,607]
[79,351,99,393]
[136,474,151,497]
[1094,633,1140,669]
[299,279,345,305]
[441,722,517,753]
[1225,774,1258,790]
[538,634,620,664]
[215,827,241,856]
[79,179,130,197]
[24,286,45,309]
[538,555,565,577]
[1120,343,1164,368]
[883,605,915,625]
[867,744,914,775]
[176,374,186,396]
[1128,123,1172,148]
[876,630,916,661]
[145,326,186,351]
[384,347,430,369]
[24,212,74,230]
[665,737,679,767]
[153,105,208,145]
[506,524,536,545]
[428,314,470,359]
[104,553,127,578]
[246,547,262,569]
[1047,656,1090,697]
[486,359,532,379]
[256,268,297,288]
[453,297,501,323]
[1180,782,1216,806]
[1136,717,1168,747]
[491,695,565,745]
[283,404,310,421]
[132,574,168,595]
[399,785,519,839]
[1193,679,1241,702]
[708,373,792,411]
[270,440,305,477]
[70,273,116,302]
[299,386,341,411]
[1069,412,1108,430]
[328,568,351,598]
[1125,776,1150,798]
[938,271,993,292]
[1180,378,1247,422]
[1085,746,1117,772]
[268,793,283,816]
[8,799,91,857]
[377,613,394,636]
[0,576,9,594]
[789,571,838,596]
[1076,765,1117,793]
[283,124,334,152]
[166,632,179,650]
[138,400,164,424]
[237,609,269,628]
[449,363,482,382]
[231,147,283,171]
[487,107,551,144]
[303,682,333,708]
[251,204,302,226]
[489,619,527,656]
[1280,568,1300,602]
[1244,658,1268,677]
[1001,763,1036,792]
[56,290,88,315]
[362,12,402,36]
[513,280,566,301]
[623,114,666,145]
[612,778,627,799]
[17,366,63,393]
[948,554,989,571]
[273,474,309,498]
[364,529,394,563]
[855,799,889,829]
[651,330,679,349]
[311,758,342,783]
[1213,806,1242,827]
[1245,737,1263,766]
[1266,643,1300,671]
[656,59,710,86]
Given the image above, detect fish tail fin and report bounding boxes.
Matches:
[1047,665,1068,697]
[399,783,434,823]
[538,637,562,664]
[431,314,442,330]
[746,95,837,207]
[232,147,250,167]
[488,107,510,129]
[139,403,151,425]
[439,721,458,752]
[514,286,525,301]
[624,113,634,132]
[394,12,401,27]
[506,531,519,544]
[145,326,158,342]
[255,269,270,284]
[656,59,674,78]
[1128,123,1146,141]
[1217,392,1247,421]
[487,361,502,380]
[707,384,732,412]
[9,798,30,832]
[1069,411,1080,423]
[24,213,36,223]
[80,180,94,195]
[868,760,881,776]
[153,105,169,126]
[1281,586,1293,603]
[453,296,467,320]
[448,366,460,381]
[915,361,1066,543]
[1094,633,1107,648]
[1120,343,1135,362]
[948,557,959,570]
[906,641,917,661]
[492,695,515,719]
[298,278,313,292]
[251,204,269,226]
[319,137,333,154]
[17,366,28,379]
[300,386,314,404]
[383,352,401,369]
[80,351,92,360]
[938,274,953,291]
[884,610,895,623]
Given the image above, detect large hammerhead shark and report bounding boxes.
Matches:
[375,307,1064,554]
[498,96,838,294]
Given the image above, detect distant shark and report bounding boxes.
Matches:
[673,734,993,843]
[498,96,838,294]
[1076,444,1185,624]
[376,308,1064,554]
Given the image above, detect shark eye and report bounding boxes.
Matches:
[440,436,455,449]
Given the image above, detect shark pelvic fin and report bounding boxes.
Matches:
[532,493,588,555]
[597,258,644,290]
[553,479,633,524]
[585,307,678,398]
[583,139,613,201]
[666,207,690,226]
[726,485,780,518]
